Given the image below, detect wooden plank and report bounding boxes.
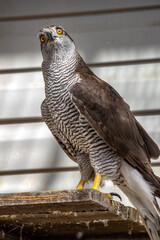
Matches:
[93,64,160,112]
[1,58,160,73]
[1,9,160,69]
[0,117,159,195]
[0,63,160,119]
[0,171,81,193]
[0,109,160,125]
[0,0,159,18]
[0,116,159,172]
[0,189,118,213]
[1,7,160,23]
[0,189,149,239]
[1,58,160,74]
[0,167,79,176]
[0,122,77,170]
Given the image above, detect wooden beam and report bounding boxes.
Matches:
[0,189,149,239]
[0,5,160,22]
[1,58,160,74]
[0,109,159,125]
[0,162,159,177]
[0,167,79,176]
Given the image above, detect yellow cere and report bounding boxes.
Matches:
[40,35,45,42]
[56,28,63,35]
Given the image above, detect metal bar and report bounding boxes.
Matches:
[0,5,160,22]
[1,58,160,75]
[0,117,43,125]
[0,163,159,177]
[132,109,160,116]
[0,109,160,125]
[89,58,160,68]
[152,162,160,167]
[0,67,41,74]
[0,167,79,176]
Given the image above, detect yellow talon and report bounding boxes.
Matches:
[76,179,85,189]
[103,192,122,201]
[92,174,101,190]
[103,193,112,199]
[92,174,122,201]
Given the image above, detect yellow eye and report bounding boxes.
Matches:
[40,35,45,42]
[56,28,63,35]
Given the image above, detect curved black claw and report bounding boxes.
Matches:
[110,192,122,201]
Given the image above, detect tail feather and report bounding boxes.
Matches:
[144,214,160,240]
[120,161,160,240]
[155,175,160,198]
[153,198,160,217]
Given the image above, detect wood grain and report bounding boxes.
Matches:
[0,189,149,239]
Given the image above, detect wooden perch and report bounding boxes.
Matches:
[0,189,149,239]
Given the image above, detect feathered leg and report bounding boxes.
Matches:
[76,152,95,189]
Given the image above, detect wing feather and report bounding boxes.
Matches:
[70,71,160,196]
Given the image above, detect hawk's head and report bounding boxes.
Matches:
[38,25,75,61]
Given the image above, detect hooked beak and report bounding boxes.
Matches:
[46,31,54,41]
